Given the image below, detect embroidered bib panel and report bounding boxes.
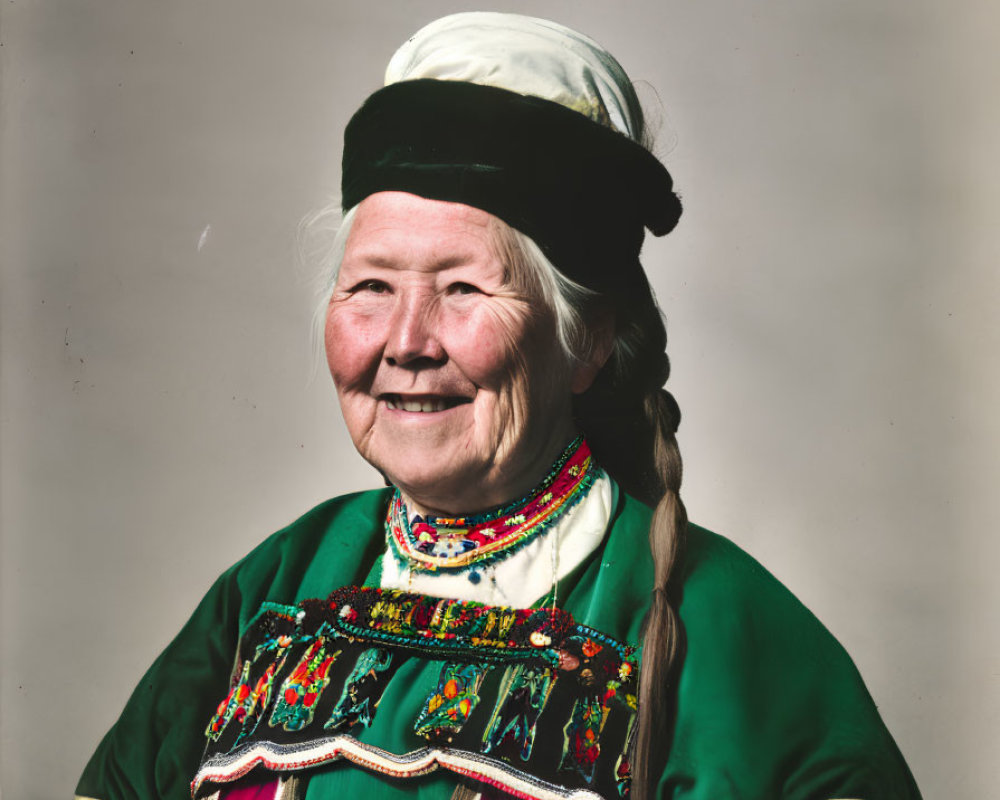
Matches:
[195,586,639,800]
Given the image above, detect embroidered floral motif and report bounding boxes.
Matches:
[232,658,283,746]
[554,630,637,784]
[205,658,253,742]
[415,661,490,738]
[324,647,395,731]
[482,664,557,761]
[268,634,341,732]
[206,605,301,743]
[560,696,606,783]
[386,436,596,572]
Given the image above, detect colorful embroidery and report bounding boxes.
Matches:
[483,664,557,761]
[329,586,575,666]
[555,630,638,784]
[559,696,607,783]
[232,658,283,746]
[324,647,395,731]
[200,590,641,799]
[561,627,637,691]
[205,658,254,742]
[415,661,490,738]
[386,436,596,572]
[268,636,341,732]
[206,605,302,744]
[614,712,637,796]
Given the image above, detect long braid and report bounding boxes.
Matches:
[631,390,686,800]
[580,379,687,800]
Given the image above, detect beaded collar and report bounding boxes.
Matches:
[386,436,596,575]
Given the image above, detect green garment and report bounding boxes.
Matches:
[77,487,920,800]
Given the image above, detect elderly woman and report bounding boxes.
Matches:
[77,13,920,800]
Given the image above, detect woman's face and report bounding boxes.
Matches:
[325,191,590,514]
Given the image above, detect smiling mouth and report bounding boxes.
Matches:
[382,394,471,413]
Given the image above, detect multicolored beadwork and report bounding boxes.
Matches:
[329,585,575,666]
[386,436,596,572]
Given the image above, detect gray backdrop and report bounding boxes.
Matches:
[2,2,997,798]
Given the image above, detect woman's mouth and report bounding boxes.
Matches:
[382,394,470,413]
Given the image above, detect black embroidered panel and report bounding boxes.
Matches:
[196,587,639,799]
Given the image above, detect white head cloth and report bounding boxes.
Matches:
[384,12,643,141]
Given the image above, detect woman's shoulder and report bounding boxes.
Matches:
[237,487,392,563]
[610,490,844,647]
[677,521,867,680]
[660,518,921,798]
[681,522,823,621]
[605,492,919,795]
[222,488,393,623]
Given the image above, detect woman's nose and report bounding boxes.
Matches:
[384,294,446,367]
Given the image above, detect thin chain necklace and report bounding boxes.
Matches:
[386,436,595,576]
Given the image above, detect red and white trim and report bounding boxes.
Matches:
[192,735,605,800]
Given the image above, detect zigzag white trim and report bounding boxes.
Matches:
[192,735,605,800]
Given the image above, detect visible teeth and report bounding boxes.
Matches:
[386,396,451,412]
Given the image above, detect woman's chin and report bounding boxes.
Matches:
[390,472,485,516]
[377,446,513,514]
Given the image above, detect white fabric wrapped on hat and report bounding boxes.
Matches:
[384,11,643,140]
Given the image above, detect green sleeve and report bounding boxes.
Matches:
[76,491,390,800]
[660,526,921,800]
[76,567,242,800]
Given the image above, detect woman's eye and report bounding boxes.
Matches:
[354,279,389,294]
[447,282,481,296]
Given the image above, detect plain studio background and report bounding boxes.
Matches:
[1,2,997,798]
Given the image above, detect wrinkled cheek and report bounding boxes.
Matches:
[324,319,378,451]
[450,309,526,382]
[475,344,534,445]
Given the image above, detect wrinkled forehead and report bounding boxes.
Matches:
[341,192,508,278]
[338,192,551,305]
